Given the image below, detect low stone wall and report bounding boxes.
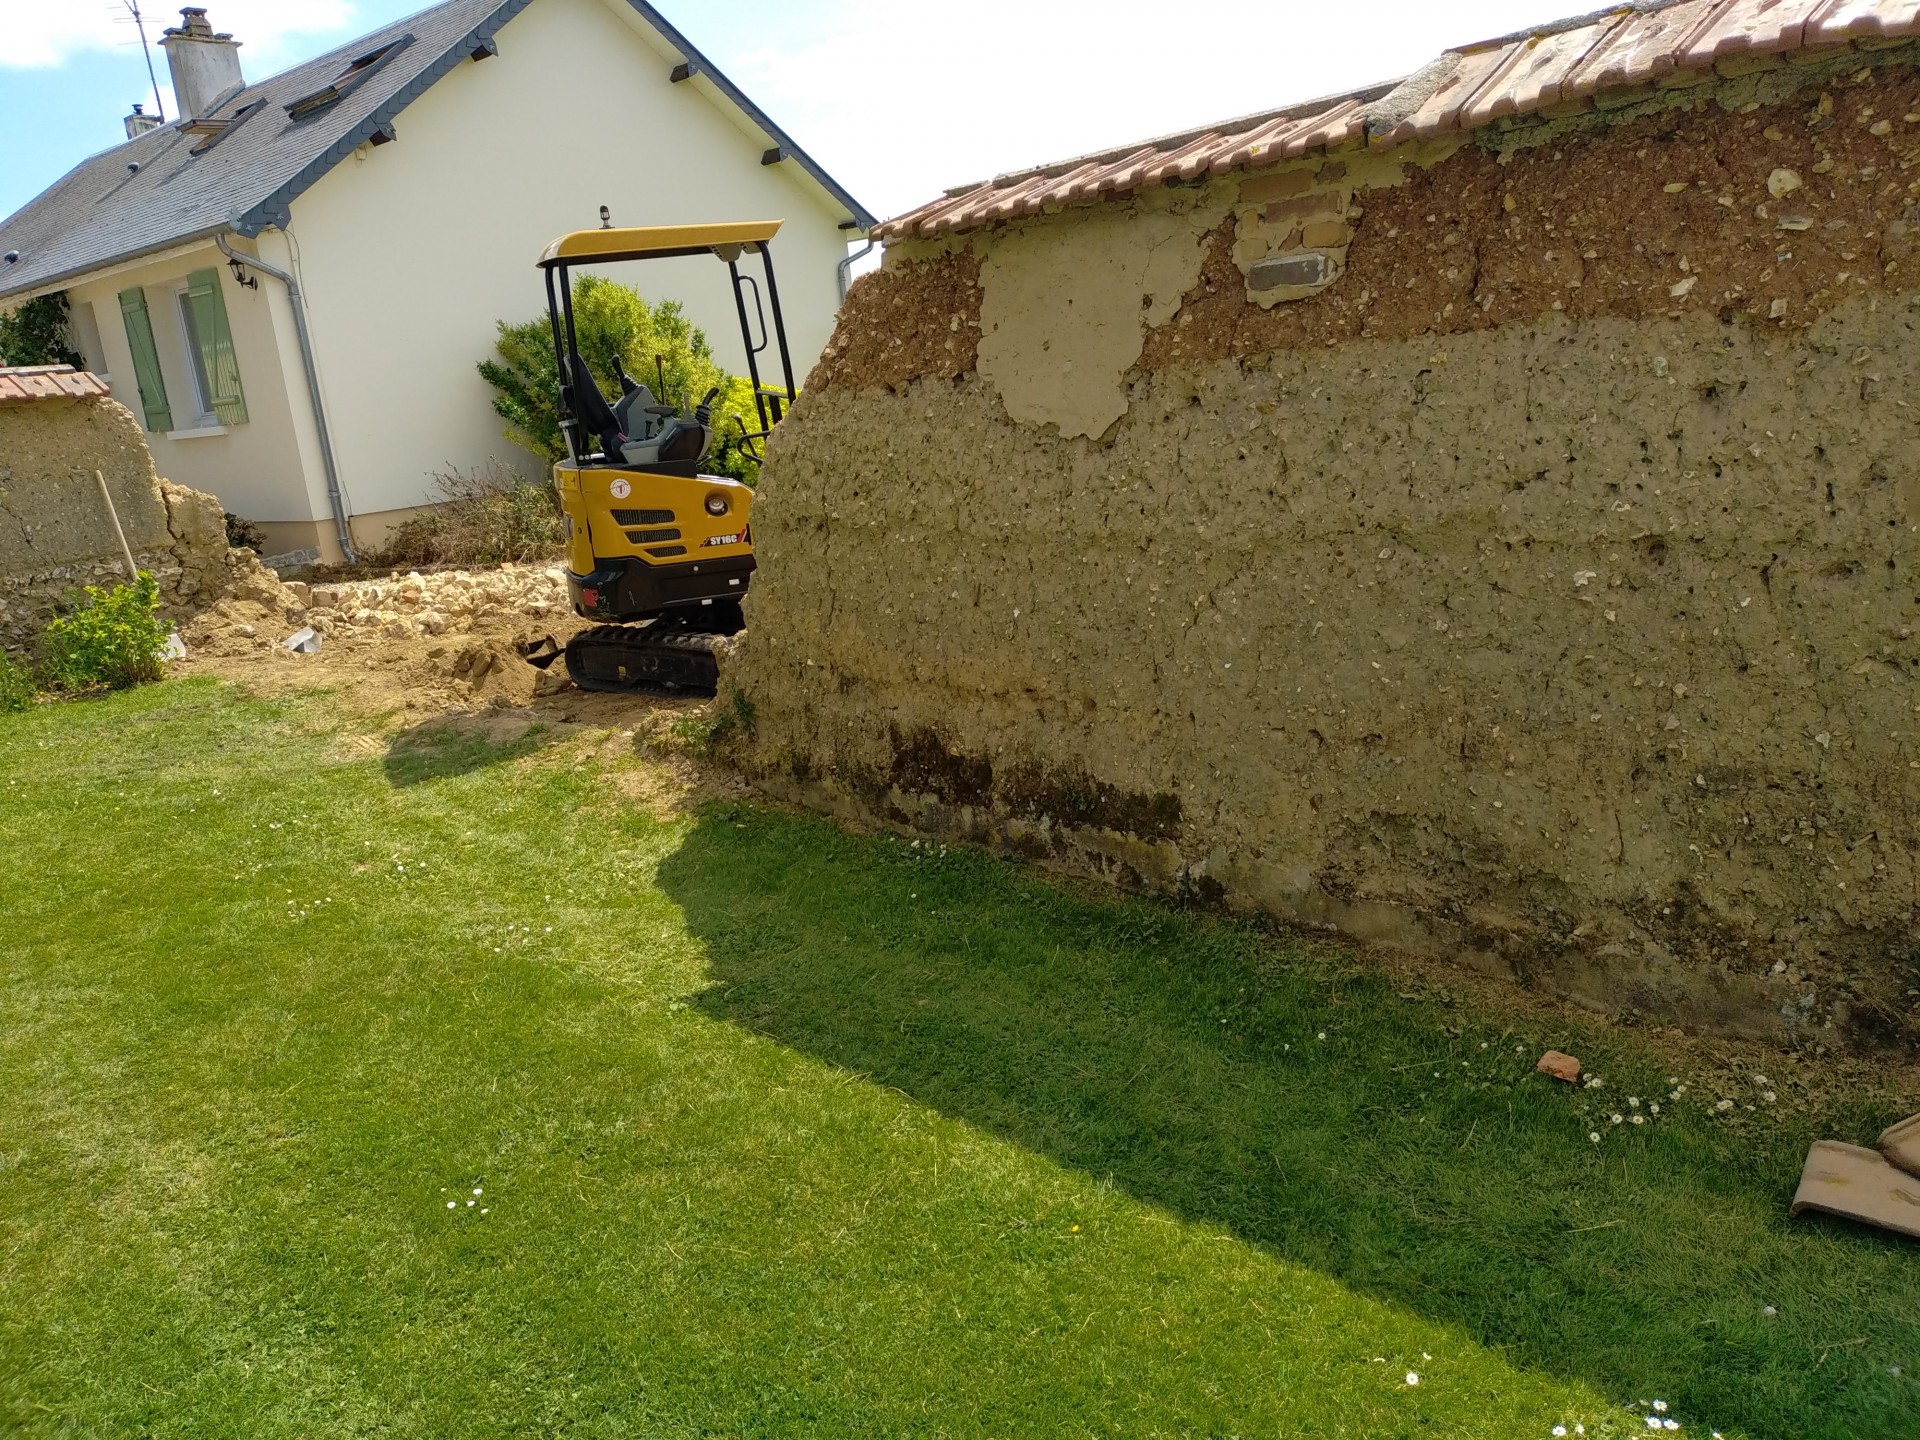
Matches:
[729,57,1920,1052]
[0,387,230,653]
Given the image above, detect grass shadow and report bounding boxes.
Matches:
[658,806,1920,1440]
[383,713,560,787]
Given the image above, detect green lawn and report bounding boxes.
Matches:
[1,680,1914,1439]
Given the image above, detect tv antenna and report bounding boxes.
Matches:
[122,1,167,123]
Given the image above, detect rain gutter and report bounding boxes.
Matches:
[217,234,356,564]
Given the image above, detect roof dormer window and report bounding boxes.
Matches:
[284,35,412,121]
[188,99,267,156]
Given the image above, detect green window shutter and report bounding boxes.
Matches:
[116,287,173,432]
[183,268,248,425]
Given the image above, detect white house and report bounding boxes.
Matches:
[0,2,873,563]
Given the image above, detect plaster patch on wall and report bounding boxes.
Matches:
[974,202,1214,439]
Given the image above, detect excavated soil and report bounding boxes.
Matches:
[176,562,725,747]
[177,564,583,716]
[172,558,742,815]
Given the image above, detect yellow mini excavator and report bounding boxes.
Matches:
[534,219,798,696]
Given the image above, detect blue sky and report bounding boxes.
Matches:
[0,0,1584,226]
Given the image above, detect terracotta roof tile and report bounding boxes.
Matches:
[1563,3,1708,91]
[875,0,1920,241]
[1462,18,1621,127]
[0,365,111,403]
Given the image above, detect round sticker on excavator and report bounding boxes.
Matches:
[609,478,632,500]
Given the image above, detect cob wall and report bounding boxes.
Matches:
[730,55,1920,1050]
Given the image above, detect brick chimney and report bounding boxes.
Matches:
[160,8,244,121]
[124,103,163,140]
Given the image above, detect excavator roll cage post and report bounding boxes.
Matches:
[537,221,800,468]
[722,243,799,450]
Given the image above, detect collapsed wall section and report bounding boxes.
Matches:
[0,386,239,653]
[733,59,1920,1050]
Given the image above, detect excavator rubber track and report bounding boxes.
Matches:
[563,622,729,697]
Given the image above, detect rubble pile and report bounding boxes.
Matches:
[178,563,581,711]
[302,565,571,642]
[182,564,569,653]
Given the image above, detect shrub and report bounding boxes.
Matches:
[41,575,171,691]
[369,462,566,570]
[225,513,267,552]
[478,275,766,484]
[0,291,84,369]
[0,650,36,714]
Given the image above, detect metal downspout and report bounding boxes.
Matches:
[837,235,876,303]
[216,234,356,563]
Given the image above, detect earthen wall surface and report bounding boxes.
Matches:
[0,394,234,652]
[732,59,1920,1050]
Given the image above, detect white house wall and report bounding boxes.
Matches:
[66,241,322,542]
[284,0,855,521]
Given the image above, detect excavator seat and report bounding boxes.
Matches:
[621,417,709,468]
[571,353,713,470]
[611,381,659,438]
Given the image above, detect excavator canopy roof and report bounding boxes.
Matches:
[537,221,783,268]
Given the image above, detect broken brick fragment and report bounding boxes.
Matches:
[1537,1051,1582,1084]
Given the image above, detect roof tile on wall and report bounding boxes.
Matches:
[1461,17,1625,128]
[0,366,110,404]
[875,0,1920,241]
[1811,0,1920,42]
[1679,0,1826,63]
[1562,3,1713,92]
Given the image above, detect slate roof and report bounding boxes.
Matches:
[877,0,1920,241]
[0,0,873,302]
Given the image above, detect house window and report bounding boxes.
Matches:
[171,269,248,429]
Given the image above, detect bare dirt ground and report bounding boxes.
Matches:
[179,562,582,716]
[175,558,746,818]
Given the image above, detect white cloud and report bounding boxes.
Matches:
[0,0,358,71]
[717,0,1595,222]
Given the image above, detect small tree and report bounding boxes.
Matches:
[479,275,764,483]
[0,292,84,369]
